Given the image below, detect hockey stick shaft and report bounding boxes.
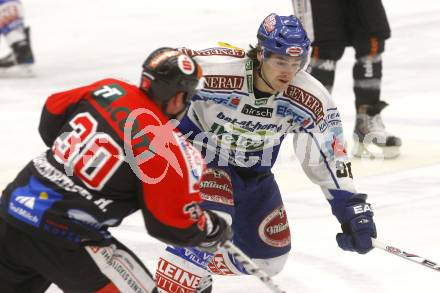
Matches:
[222,240,287,293]
[291,0,315,42]
[373,238,440,272]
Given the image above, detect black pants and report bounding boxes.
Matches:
[0,219,157,293]
[310,0,390,48]
[304,0,390,106]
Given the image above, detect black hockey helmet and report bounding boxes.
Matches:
[140,47,202,110]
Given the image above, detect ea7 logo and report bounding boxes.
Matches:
[353,204,373,214]
[286,46,303,57]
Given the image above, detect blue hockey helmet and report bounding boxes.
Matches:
[257,14,310,62]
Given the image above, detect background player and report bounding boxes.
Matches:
[292,0,401,158]
[0,0,34,76]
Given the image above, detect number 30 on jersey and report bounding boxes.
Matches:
[52,112,124,190]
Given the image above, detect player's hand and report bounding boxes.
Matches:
[336,195,377,254]
[197,210,232,253]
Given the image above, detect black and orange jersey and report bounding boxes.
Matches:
[0,78,207,248]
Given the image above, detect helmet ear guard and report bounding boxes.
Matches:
[140,72,152,91]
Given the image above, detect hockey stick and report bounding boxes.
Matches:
[291,0,315,42]
[373,239,440,272]
[222,240,287,293]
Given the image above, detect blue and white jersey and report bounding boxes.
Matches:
[179,47,356,200]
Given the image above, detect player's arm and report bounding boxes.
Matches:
[292,94,376,254]
[134,129,230,247]
[38,84,93,147]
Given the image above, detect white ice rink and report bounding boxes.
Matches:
[1,0,440,292]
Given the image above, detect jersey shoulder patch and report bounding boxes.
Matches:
[282,84,325,123]
[181,47,246,58]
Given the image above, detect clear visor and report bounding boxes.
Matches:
[263,54,303,72]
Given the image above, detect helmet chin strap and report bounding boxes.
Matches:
[167,105,188,120]
[257,64,275,92]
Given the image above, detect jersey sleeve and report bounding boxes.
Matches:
[291,73,359,220]
[130,116,208,246]
[39,84,93,147]
[79,80,209,247]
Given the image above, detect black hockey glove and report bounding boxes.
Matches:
[197,210,233,253]
[335,194,377,254]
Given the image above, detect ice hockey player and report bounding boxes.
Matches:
[0,0,34,77]
[292,0,401,158]
[0,47,232,292]
[154,14,377,293]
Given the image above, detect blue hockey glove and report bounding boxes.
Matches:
[335,195,377,254]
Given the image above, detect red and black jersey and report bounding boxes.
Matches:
[0,78,207,248]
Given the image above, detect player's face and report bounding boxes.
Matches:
[166,92,186,118]
[261,54,302,92]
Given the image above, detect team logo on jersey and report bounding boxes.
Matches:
[229,96,241,108]
[204,75,244,90]
[215,112,282,133]
[241,104,273,118]
[258,206,291,248]
[15,195,35,209]
[254,97,269,106]
[194,92,241,109]
[8,176,62,227]
[275,101,314,128]
[283,86,324,122]
[200,168,233,206]
[156,258,202,292]
[263,14,277,33]
[166,246,213,269]
[92,84,126,107]
[332,136,347,157]
[318,107,342,132]
[286,46,304,57]
[322,126,346,160]
[177,54,195,75]
[207,253,236,275]
[181,48,246,58]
